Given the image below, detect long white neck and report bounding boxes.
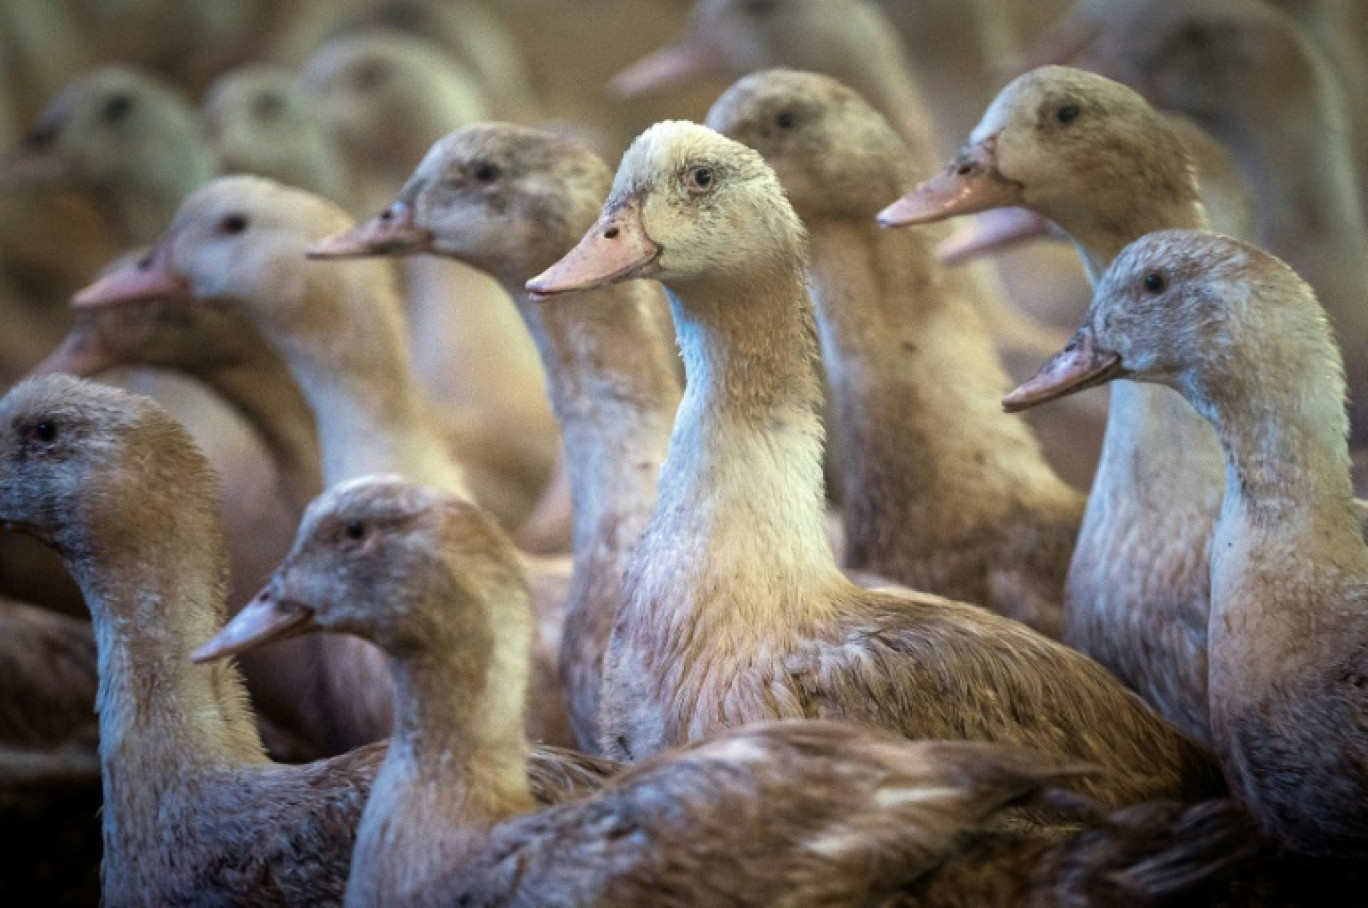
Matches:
[646,264,841,613]
[272,266,471,498]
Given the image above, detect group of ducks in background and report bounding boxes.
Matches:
[0,0,1366,904]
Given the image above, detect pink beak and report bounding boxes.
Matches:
[1002,326,1125,413]
[0,142,70,187]
[526,201,661,300]
[73,244,189,309]
[306,203,434,259]
[191,587,318,664]
[608,32,726,97]
[878,137,1025,228]
[935,208,1058,264]
[27,316,117,379]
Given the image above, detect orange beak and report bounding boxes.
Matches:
[307,203,434,259]
[525,201,660,300]
[191,587,318,664]
[73,244,189,309]
[1002,326,1125,413]
[608,31,726,97]
[878,137,1024,228]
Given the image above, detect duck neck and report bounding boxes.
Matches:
[199,357,322,511]
[506,278,680,564]
[805,216,1063,563]
[1065,192,1208,285]
[355,604,532,896]
[648,261,840,615]
[277,266,469,496]
[832,39,942,168]
[63,502,265,870]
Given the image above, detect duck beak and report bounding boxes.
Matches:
[935,208,1057,264]
[73,243,189,308]
[878,138,1024,227]
[526,202,660,300]
[191,587,318,664]
[1002,326,1125,412]
[0,142,69,187]
[307,203,433,259]
[26,317,116,379]
[608,32,725,97]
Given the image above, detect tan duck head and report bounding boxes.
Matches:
[880,65,1201,279]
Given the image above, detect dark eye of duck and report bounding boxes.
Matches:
[1143,272,1167,294]
[32,420,56,443]
[1056,104,1080,125]
[345,519,367,541]
[252,92,286,121]
[102,94,133,124]
[687,166,715,192]
[353,61,390,92]
[472,161,501,182]
[217,213,249,235]
[775,111,795,130]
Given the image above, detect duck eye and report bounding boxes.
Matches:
[217,213,249,235]
[472,161,501,182]
[33,420,56,442]
[352,61,389,91]
[253,92,285,121]
[775,111,795,130]
[103,94,133,123]
[1143,272,1167,294]
[1056,104,1080,124]
[687,166,715,192]
[345,520,367,541]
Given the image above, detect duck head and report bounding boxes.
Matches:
[0,66,212,200]
[878,66,1196,243]
[0,374,217,563]
[706,69,911,222]
[1003,229,1321,413]
[527,120,805,298]
[72,176,395,340]
[193,476,528,661]
[309,123,612,283]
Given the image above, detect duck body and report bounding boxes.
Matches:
[881,66,1227,742]
[530,120,1220,810]
[1007,229,1368,857]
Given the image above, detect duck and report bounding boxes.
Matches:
[0,374,380,904]
[609,0,1104,490]
[299,31,561,535]
[0,65,213,247]
[27,272,409,758]
[528,119,1221,809]
[309,123,682,752]
[878,65,1231,745]
[73,177,576,747]
[1062,0,1368,452]
[707,69,1082,638]
[0,375,614,903]
[1003,228,1368,859]
[196,474,1102,907]
[200,63,349,204]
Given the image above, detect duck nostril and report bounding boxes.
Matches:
[955,161,975,176]
[604,226,620,240]
[380,209,393,222]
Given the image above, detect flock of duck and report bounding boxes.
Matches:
[1,0,1366,904]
